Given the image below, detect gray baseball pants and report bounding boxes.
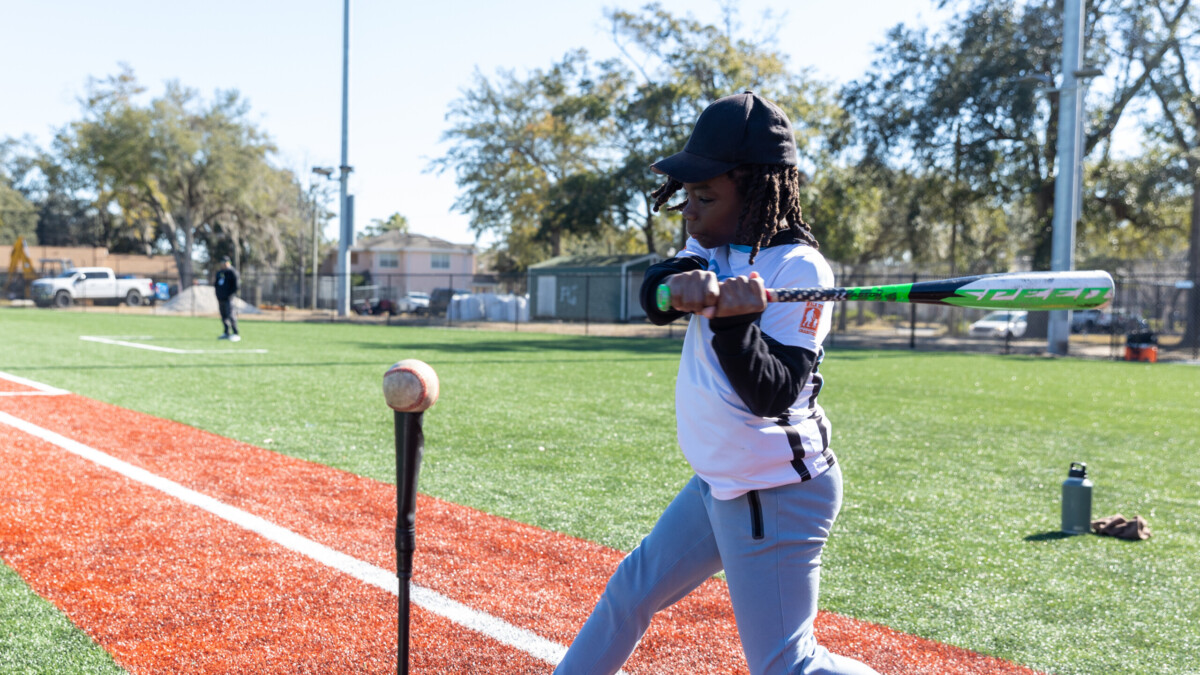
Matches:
[555,463,879,675]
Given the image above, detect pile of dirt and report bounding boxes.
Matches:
[157,286,260,315]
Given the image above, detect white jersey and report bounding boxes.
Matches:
[674,238,835,500]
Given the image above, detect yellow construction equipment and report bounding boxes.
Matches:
[6,236,36,299]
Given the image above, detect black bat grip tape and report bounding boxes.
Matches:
[769,288,847,303]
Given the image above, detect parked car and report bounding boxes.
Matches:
[353,298,403,316]
[351,286,378,315]
[395,291,430,315]
[969,310,1028,338]
[1071,309,1148,334]
[353,290,432,316]
[428,288,469,317]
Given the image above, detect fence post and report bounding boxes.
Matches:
[1192,268,1200,360]
[909,272,917,350]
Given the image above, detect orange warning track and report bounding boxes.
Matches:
[0,392,1043,674]
[0,376,42,393]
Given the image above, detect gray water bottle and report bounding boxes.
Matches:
[1061,462,1093,534]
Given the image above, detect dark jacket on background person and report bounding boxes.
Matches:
[215,266,240,301]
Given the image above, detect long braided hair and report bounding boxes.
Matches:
[652,164,820,264]
[650,165,819,264]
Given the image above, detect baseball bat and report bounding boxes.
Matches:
[656,270,1113,312]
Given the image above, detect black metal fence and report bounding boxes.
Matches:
[5,268,1197,361]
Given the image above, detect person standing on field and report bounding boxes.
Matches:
[556,92,878,675]
[215,256,241,342]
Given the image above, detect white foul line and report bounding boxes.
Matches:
[80,335,268,354]
[0,410,572,668]
[0,370,69,397]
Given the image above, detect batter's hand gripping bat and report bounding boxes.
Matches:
[656,270,1114,313]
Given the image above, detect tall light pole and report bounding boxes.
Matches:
[1047,0,1094,356]
[335,0,354,317]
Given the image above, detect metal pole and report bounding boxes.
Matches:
[1047,0,1085,355]
[311,187,319,311]
[336,0,353,317]
[394,409,424,675]
[909,272,917,350]
[298,228,304,310]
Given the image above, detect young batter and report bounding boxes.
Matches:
[555,92,878,675]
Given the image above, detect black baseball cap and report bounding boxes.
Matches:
[652,90,798,183]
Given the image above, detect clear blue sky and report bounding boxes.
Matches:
[1,0,951,247]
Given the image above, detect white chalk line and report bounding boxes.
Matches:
[80,335,268,354]
[0,408,574,668]
[0,370,69,397]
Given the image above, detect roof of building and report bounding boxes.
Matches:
[351,231,475,253]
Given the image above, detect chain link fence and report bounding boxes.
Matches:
[5,267,1198,362]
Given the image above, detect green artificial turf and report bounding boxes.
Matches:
[0,309,1197,674]
[0,560,125,673]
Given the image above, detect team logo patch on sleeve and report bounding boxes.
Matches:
[799,302,822,335]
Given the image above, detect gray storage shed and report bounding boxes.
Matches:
[527,254,662,322]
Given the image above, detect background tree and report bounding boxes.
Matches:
[0,141,40,246]
[3,137,138,250]
[0,179,37,247]
[433,50,619,269]
[1085,148,1191,261]
[57,68,287,287]
[1139,0,1200,346]
[602,3,841,255]
[362,212,410,239]
[841,0,1186,273]
[201,163,309,274]
[434,4,842,270]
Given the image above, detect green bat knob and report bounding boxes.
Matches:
[656,283,671,312]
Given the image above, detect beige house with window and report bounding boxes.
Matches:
[344,231,484,296]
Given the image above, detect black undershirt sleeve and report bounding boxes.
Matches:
[640,256,706,325]
[709,314,820,418]
[641,255,818,417]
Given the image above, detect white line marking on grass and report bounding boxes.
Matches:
[0,371,69,396]
[0,410,582,670]
[80,335,267,354]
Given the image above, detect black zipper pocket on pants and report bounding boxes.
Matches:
[747,490,764,540]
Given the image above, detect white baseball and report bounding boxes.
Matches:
[383,359,440,412]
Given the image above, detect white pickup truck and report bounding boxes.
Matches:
[31,267,157,308]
